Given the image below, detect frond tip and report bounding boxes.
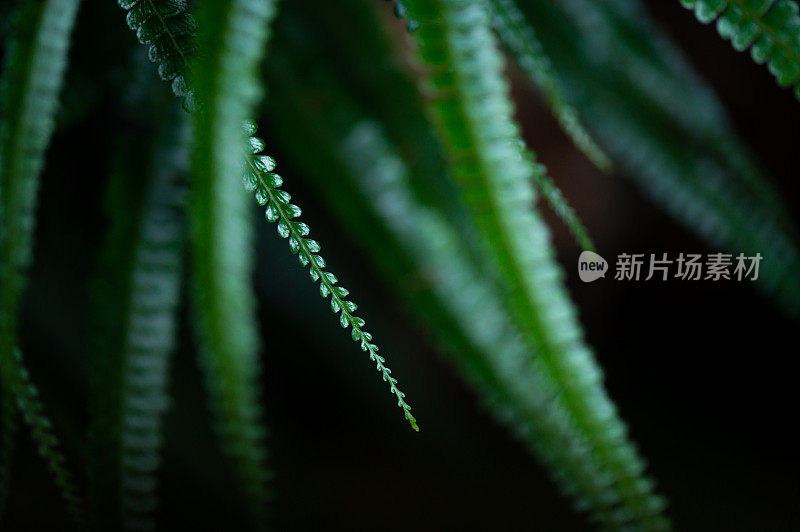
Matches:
[680,0,800,97]
[243,121,419,432]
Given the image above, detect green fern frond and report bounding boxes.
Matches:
[488,0,612,172]
[680,0,800,97]
[243,123,419,431]
[402,0,668,526]
[0,0,81,522]
[10,350,85,528]
[118,0,198,110]
[188,0,277,521]
[517,0,800,316]
[117,122,187,532]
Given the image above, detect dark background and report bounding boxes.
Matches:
[3,0,799,530]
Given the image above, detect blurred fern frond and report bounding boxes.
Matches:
[188,0,276,521]
[0,0,82,523]
[489,0,612,172]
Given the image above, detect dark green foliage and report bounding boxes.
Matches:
[680,0,800,96]
[0,0,83,524]
[1,0,799,528]
[515,0,800,316]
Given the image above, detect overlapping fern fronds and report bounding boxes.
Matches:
[515,0,800,316]
[680,0,800,97]
[0,0,83,524]
[402,0,668,526]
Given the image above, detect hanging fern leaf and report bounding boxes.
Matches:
[243,122,419,431]
[402,0,668,526]
[680,0,800,97]
[89,87,188,531]
[10,350,85,528]
[188,0,277,522]
[0,0,82,523]
[488,0,612,172]
[117,0,198,110]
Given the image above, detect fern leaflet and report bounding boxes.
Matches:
[680,0,800,97]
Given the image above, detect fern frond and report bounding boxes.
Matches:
[517,0,800,316]
[0,0,81,522]
[403,0,668,526]
[117,0,198,110]
[680,0,800,97]
[188,0,276,521]
[243,123,419,431]
[10,350,85,528]
[488,0,612,172]
[117,120,187,532]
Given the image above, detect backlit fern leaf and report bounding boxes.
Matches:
[680,0,800,97]
[402,0,668,526]
[118,0,198,110]
[243,123,419,431]
[188,0,277,521]
[0,0,82,523]
[488,0,612,172]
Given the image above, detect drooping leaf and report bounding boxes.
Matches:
[0,0,83,523]
[401,0,669,526]
[188,0,277,522]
